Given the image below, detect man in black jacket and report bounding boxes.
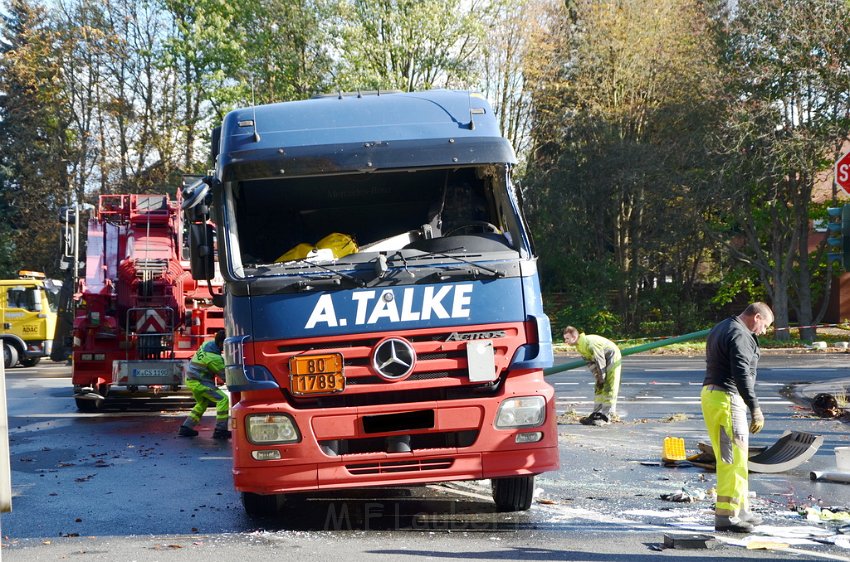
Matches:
[702,302,773,533]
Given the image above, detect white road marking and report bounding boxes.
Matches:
[673,395,787,401]
[10,411,191,418]
[558,400,792,406]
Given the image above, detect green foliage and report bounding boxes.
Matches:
[542,255,622,339]
[0,0,70,277]
[522,0,725,333]
[552,304,621,340]
[329,0,488,91]
[711,268,764,307]
[243,0,334,102]
[707,0,850,338]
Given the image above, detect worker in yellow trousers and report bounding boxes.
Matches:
[563,326,621,426]
[702,302,772,533]
[179,329,231,439]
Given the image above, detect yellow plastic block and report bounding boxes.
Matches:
[662,436,686,461]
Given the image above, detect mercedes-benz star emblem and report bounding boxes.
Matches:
[372,338,416,380]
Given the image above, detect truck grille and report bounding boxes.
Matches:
[258,322,526,407]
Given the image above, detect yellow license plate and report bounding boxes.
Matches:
[289,353,345,395]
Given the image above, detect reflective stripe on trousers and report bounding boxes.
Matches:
[186,378,230,423]
[592,353,621,416]
[701,386,749,518]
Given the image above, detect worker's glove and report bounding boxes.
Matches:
[749,408,764,434]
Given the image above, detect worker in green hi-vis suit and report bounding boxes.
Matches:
[178,329,231,440]
[563,326,621,426]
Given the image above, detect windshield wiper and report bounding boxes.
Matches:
[289,259,366,288]
[387,248,504,278]
[430,267,503,280]
[254,259,366,288]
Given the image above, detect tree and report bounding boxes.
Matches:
[710,0,850,340]
[242,0,334,103]
[329,0,489,92]
[54,0,109,200]
[479,0,542,166]
[522,0,723,333]
[160,0,248,169]
[0,0,70,275]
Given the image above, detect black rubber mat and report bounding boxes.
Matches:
[748,430,823,474]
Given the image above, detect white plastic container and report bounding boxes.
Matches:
[835,447,850,471]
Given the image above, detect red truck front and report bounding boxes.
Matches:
[185,90,557,516]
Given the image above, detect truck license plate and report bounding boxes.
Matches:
[289,353,345,395]
[133,368,169,378]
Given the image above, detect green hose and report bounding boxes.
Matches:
[543,328,710,377]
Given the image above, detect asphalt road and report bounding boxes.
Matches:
[3,353,850,561]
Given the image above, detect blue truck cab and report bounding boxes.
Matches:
[184,90,557,517]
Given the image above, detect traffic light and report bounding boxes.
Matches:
[826,204,850,268]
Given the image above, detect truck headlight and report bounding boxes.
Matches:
[246,414,300,444]
[495,396,546,429]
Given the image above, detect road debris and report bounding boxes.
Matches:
[812,393,844,418]
[663,533,717,549]
[660,486,707,503]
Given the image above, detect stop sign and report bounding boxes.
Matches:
[836,151,850,194]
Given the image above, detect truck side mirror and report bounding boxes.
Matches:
[211,126,221,165]
[189,223,216,281]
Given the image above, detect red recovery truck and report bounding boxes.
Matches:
[71,190,224,411]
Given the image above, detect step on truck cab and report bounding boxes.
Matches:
[0,271,60,368]
[183,90,557,516]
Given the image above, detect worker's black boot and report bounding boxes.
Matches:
[580,412,609,426]
[589,413,610,426]
[178,425,198,437]
[212,428,232,440]
[715,515,753,533]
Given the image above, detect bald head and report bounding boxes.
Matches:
[739,302,773,335]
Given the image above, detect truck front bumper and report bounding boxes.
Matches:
[231,371,559,494]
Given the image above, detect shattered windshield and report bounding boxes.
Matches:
[224,166,527,279]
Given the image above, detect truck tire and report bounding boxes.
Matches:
[491,475,534,512]
[75,397,100,412]
[20,357,41,367]
[3,344,18,369]
[74,384,107,412]
[241,492,283,517]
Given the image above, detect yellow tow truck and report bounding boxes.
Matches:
[0,271,60,368]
